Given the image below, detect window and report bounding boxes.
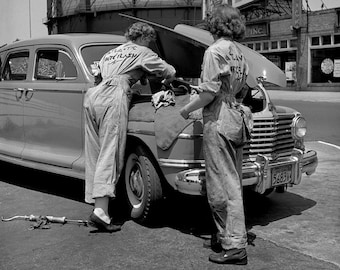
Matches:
[311,48,340,83]
[255,43,261,51]
[271,41,278,49]
[35,49,77,80]
[2,51,29,81]
[310,34,340,83]
[81,44,119,74]
[247,43,254,49]
[311,37,319,46]
[280,40,288,48]
[322,35,331,45]
[335,35,340,44]
[290,39,297,48]
[263,42,269,50]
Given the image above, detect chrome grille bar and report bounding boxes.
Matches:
[243,114,295,160]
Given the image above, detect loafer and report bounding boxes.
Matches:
[203,234,223,253]
[209,248,247,265]
[88,213,121,233]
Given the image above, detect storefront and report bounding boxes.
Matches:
[241,7,340,91]
[309,33,340,84]
[242,25,298,87]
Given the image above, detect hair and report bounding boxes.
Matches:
[204,5,246,40]
[124,22,157,42]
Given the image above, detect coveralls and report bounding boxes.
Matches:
[200,38,249,250]
[84,41,175,204]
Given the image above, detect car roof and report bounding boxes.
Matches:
[0,33,126,52]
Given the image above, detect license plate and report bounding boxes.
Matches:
[271,165,292,186]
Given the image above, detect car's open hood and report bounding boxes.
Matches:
[120,14,286,87]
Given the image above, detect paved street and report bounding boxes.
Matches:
[0,140,339,270]
[269,89,340,145]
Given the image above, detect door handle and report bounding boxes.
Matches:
[14,88,25,101]
[24,88,34,101]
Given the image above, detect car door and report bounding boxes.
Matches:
[21,45,87,168]
[0,49,31,158]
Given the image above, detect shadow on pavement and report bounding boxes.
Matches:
[110,186,317,246]
[1,161,316,242]
[0,161,85,202]
[243,189,317,230]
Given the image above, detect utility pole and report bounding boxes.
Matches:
[28,0,32,38]
[292,0,302,90]
[132,0,137,17]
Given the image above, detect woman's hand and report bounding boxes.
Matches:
[161,76,175,87]
[179,107,190,120]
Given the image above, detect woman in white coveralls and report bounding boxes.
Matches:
[179,5,249,265]
[84,22,176,232]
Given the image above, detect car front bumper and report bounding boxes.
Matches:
[172,148,318,195]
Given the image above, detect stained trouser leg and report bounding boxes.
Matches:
[84,97,100,204]
[203,119,247,250]
[91,82,130,200]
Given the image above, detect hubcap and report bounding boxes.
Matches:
[129,163,144,203]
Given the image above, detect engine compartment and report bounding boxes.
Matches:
[133,77,268,114]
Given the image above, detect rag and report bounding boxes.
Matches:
[151,90,175,110]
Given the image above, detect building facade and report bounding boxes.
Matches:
[44,0,202,35]
[241,3,340,91]
[44,0,340,91]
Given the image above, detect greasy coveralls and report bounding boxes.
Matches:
[200,38,249,250]
[84,41,175,204]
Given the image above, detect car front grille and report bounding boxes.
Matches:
[243,114,295,160]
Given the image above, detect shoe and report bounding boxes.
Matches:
[88,213,121,232]
[209,248,247,265]
[203,234,223,253]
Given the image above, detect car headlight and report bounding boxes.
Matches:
[292,116,307,139]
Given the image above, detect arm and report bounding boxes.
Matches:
[179,92,214,119]
[179,49,222,119]
[140,48,176,82]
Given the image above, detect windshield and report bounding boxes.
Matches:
[81,44,120,74]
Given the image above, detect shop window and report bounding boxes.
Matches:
[311,37,319,46]
[290,39,297,48]
[335,35,340,44]
[247,43,254,49]
[271,41,278,49]
[265,55,281,69]
[280,40,288,48]
[255,43,261,51]
[311,48,340,83]
[321,35,331,45]
[263,42,269,50]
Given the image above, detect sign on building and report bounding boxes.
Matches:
[292,0,302,29]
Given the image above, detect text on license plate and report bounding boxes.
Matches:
[271,165,292,186]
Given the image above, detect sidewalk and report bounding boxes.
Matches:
[267,89,340,103]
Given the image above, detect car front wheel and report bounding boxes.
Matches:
[124,145,163,223]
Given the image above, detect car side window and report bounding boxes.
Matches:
[2,51,29,81]
[35,49,77,80]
